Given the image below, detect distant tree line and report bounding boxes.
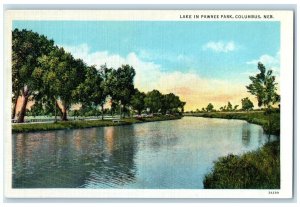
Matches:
[12,29,185,123]
[187,62,280,114]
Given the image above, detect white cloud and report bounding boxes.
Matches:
[63,44,126,69]
[202,41,237,53]
[137,49,194,67]
[246,53,279,67]
[63,44,249,110]
[63,44,163,91]
[246,52,280,77]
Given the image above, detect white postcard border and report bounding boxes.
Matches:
[4,10,294,199]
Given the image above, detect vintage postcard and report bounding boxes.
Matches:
[4,10,294,198]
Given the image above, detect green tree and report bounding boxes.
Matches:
[38,47,86,121]
[77,105,101,117]
[98,65,115,118]
[75,65,106,119]
[227,101,233,111]
[12,29,55,122]
[233,105,239,111]
[105,65,136,118]
[206,103,214,112]
[130,89,146,115]
[27,102,45,117]
[241,97,254,111]
[246,62,280,108]
[144,90,163,113]
[246,62,280,135]
[162,93,185,114]
[180,101,186,113]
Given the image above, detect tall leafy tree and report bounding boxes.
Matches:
[241,97,254,111]
[144,90,163,113]
[12,29,55,122]
[105,65,136,118]
[38,47,86,121]
[130,89,146,115]
[99,64,115,118]
[75,65,106,119]
[246,62,280,108]
[162,93,185,114]
[246,62,280,135]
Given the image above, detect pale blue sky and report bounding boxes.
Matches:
[13,21,280,110]
[13,21,280,78]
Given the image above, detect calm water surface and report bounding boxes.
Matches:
[12,117,278,189]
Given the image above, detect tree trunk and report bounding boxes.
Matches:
[61,109,68,121]
[17,87,29,123]
[61,102,68,121]
[119,102,122,119]
[56,100,68,121]
[55,100,63,118]
[53,98,57,122]
[101,104,104,120]
[11,92,19,119]
[122,104,126,118]
[17,95,29,123]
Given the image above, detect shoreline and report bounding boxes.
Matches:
[188,111,281,189]
[12,115,182,133]
[185,111,280,136]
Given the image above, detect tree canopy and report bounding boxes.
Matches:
[144,90,163,113]
[241,97,254,111]
[206,103,214,112]
[12,29,55,122]
[130,89,146,115]
[37,47,86,120]
[12,29,185,122]
[246,62,280,108]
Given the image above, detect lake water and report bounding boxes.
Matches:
[12,117,278,189]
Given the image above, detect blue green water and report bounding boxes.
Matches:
[12,117,277,189]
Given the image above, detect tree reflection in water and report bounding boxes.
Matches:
[81,126,138,188]
[13,126,137,188]
[241,123,251,147]
[12,117,278,189]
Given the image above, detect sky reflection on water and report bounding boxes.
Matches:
[12,117,278,189]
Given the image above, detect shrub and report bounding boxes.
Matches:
[203,141,280,189]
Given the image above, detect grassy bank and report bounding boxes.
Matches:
[188,111,280,135]
[188,111,280,189]
[203,140,280,189]
[12,115,182,133]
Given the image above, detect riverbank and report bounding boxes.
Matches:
[186,111,280,135]
[196,111,280,189]
[12,115,182,133]
[203,140,280,189]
